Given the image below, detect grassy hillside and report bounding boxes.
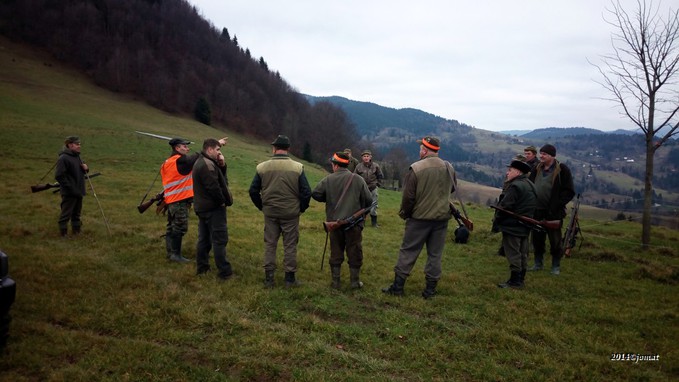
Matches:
[1,37,678,381]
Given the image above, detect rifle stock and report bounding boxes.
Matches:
[31,183,60,193]
[323,201,377,233]
[137,192,164,214]
[450,201,474,231]
[491,205,561,231]
[31,172,101,193]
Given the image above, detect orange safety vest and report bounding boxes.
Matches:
[161,154,194,204]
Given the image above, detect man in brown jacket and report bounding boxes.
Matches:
[312,151,372,289]
[383,136,456,299]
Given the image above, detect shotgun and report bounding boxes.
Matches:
[31,172,101,193]
[561,193,582,257]
[137,192,164,214]
[490,205,561,231]
[323,201,377,232]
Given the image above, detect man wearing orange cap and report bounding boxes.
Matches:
[382,136,457,299]
[312,151,372,290]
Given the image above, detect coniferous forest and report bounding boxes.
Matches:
[0,0,358,165]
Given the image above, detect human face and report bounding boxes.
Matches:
[175,143,190,155]
[361,154,371,164]
[540,151,555,167]
[67,142,81,153]
[205,145,221,161]
[505,167,521,182]
[419,145,428,159]
[524,150,535,161]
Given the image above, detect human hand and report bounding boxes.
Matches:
[217,152,225,167]
[218,137,229,146]
[81,163,89,172]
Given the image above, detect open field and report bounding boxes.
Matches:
[1,37,678,381]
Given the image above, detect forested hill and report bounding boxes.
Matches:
[0,0,357,165]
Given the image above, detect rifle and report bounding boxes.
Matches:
[137,192,164,214]
[449,201,474,231]
[323,201,377,233]
[561,193,582,258]
[490,205,561,231]
[31,172,101,193]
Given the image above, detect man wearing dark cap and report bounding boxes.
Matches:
[344,148,359,172]
[249,135,312,288]
[160,136,227,263]
[312,151,372,290]
[55,136,89,236]
[354,149,384,227]
[524,146,539,172]
[492,159,537,288]
[528,144,575,275]
[383,136,457,299]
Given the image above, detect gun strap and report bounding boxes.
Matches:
[445,161,470,219]
[320,231,329,271]
[140,167,162,205]
[38,161,58,182]
[332,173,355,217]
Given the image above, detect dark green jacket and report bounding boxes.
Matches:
[494,174,537,237]
[312,168,372,221]
[55,147,86,197]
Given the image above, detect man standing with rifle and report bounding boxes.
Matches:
[249,135,312,288]
[161,136,227,263]
[55,136,88,237]
[528,144,575,275]
[492,159,537,289]
[312,151,372,289]
[382,136,456,299]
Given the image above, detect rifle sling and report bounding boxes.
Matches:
[331,173,355,218]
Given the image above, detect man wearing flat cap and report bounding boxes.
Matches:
[354,149,384,227]
[383,136,457,299]
[343,148,359,172]
[528,144,575,275]
[160,135,227,263]
[312,151,372,290]
[492,159,537,288]
[249,135,312,288]
[55,136,89,236]
[523,146,539,172]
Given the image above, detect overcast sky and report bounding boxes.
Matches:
[189,0,666,132]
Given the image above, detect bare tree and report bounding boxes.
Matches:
[594,0,679,248]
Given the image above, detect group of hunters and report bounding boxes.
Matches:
[54,133,574,297]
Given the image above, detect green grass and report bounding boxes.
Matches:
[1,36,678,381]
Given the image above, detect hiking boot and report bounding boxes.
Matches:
[284,272,299,288]
[382,274,406,296]
[421,278,438,299]
[264,270,275,288]
[550,267,560,275]
[527,264,543,271]
[498,271,523,289]
[169,254,190,263]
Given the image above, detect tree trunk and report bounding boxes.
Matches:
[641,138,654,249]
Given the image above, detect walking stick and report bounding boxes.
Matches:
[320,231,329,270]
[81,158,111,236]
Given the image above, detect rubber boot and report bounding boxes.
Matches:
[330,266,341,289]
[349,267,364,289]
[284,271,299,288]
[498,271,523,289]
[72,226,81,235]
[371,215,379,227]
[264,270,275,288]
[168,235,190,263]
[60,228,68,237]
[520,269,526,285]
[421,278,438,299]
[382,274,406,296]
